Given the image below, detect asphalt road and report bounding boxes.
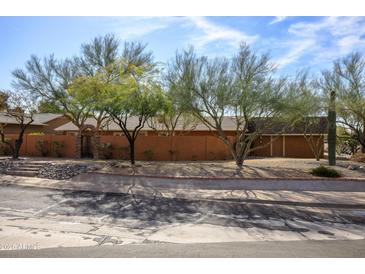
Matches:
[2,239,365,258]
[0,185,365,257]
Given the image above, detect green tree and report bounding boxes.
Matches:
[147,88,198,136]
[104,43,164,165]
[37,99,63,113]
[0,90,36,159]
[12,55,93,157]
[166,44,292,168]
[288,72,325,161]
[105,80,164,165]
[77,34,119,158]
[335,53,365,154]
[12,35,120,158]
[67,75,111,158]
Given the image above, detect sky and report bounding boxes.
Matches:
[1,16,365,89]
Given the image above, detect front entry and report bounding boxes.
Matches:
[81,128,94,158]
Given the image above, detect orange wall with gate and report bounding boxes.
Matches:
[0,134,77,158]
[0,133,323,160]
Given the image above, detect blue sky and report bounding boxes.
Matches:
[1,16,365,89]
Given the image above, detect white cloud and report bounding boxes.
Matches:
[269,16,287,25]
[276,16,365,68]
[274,40,316,67]
[106,17,180,39]
[184,17,258,49]
[103,16,257,52]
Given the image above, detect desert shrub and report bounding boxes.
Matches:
[118,146,130,159]
[0,138,12,156]
[52,140,65,157]
[99,143,113,159]
[35,140,49,156]
[336,127,359,155]
[143,149,154,160]
[208,152,216,160]
[310,165,341,178]
[351,152,365,163]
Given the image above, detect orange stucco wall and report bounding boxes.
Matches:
[0,134,77,158]
[0,133,324,160]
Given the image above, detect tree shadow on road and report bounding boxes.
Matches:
[45,190,365,234]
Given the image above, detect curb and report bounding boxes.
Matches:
[89,171,365,182]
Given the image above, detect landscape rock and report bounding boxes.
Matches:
[37,163,99,180]
[347,165,360,170]
[0,159,24,173]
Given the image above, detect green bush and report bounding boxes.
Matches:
[52,140,65,157]
[310,165,341,178]
[143,149,154,161]
[117,146,130,160]
[35,140,49,156]
[351,153,365,163]
[0,138,12,156]
[99,143,113,159]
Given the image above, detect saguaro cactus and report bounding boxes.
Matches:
[328,90,336,166]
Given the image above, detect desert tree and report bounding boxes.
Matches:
[0,90,36,159]
[334,53,365,154]
[147,88,199,136]
[288,72,325,161]
[165,44,292,167]
[12,35,121,159]
[104,42,164,165]
[77,34,120,158]
[11,55,93,157]
[67,74,111,158]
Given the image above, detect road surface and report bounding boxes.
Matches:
[2,239,365,257]
[0,184,365,257]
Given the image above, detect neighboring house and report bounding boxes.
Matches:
[0,113,68,134]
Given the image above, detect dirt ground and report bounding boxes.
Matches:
[99,158,365,179]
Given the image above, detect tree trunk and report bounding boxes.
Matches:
[13,138,23,160]
[129,141,135,165]
[328,90,336,166]
[235,157,243,168]
[315,152,320,161]
[361,144,365,153]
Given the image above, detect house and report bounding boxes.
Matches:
[53,116,327,160]
[0,113,327,159]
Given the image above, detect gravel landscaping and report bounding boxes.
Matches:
[0,158,25,173]
[0,158,101,180]
[37,163,98,180]
[1,157,364,180]
[100,158,365,179]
